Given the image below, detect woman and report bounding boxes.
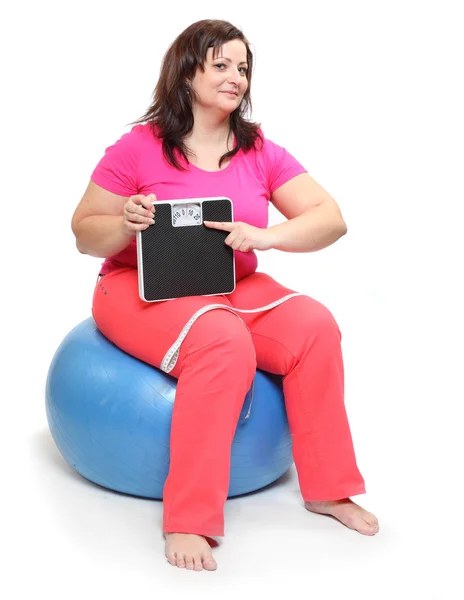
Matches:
[71,19,379,572]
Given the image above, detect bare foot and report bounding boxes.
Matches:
[305,498,379,536]
[165,533,218,571]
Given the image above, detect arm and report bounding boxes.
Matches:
[71,181,155,258]
[71,182,134,257]
[268,173,347,252]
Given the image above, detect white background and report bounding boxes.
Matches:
[2,0,463,597]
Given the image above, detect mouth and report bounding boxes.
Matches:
[222,91,238,97]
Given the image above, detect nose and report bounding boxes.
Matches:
[228,68,241,86]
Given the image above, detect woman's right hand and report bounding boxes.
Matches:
[123,193,157,234]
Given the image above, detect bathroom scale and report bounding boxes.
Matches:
[136,197,236,302]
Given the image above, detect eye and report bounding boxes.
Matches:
[214,63,248,76]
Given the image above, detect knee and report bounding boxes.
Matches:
[298,297,342,341]
[186,309,257,369]
[317,302,340,333]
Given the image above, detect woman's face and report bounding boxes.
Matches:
[190,39,249,115]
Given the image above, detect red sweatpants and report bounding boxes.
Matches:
[92,267,366,537]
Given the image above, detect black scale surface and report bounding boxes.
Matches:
[138,198,235,301]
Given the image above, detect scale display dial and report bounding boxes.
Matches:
[172,202,202,227]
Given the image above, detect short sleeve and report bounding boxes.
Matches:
[261,136,307,194]
[90,126,142,196]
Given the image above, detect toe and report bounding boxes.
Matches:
[185,556,195,570]
[365,513,379,531]
[359,519,379,536]
[203,556,218,571]
[176,554,186,568]
[370,520,380,533]
[166,552,177,567]
[193,556,204,571]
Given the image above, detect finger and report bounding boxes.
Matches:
[130,194,148,206]
[233,239,245,251]
[225,229,241,246]
[142,194,157,213]
[203,221,233,231]
[238,241,251,252]
[234,235,253,252]
[125,207,154,224]
[126,201,154,220]
[124,220,151,233]
[131,194,156,216]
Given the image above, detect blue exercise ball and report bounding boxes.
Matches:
[46,317,293,498]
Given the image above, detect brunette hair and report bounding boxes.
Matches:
[129,19,262,170]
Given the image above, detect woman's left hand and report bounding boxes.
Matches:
[203,220,274,252]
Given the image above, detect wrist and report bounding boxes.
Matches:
[120,216,136,240]
[265,224,282,250]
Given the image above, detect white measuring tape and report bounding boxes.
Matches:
[160,292,305,373]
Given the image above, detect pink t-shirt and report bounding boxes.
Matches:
[90,123,307,280]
